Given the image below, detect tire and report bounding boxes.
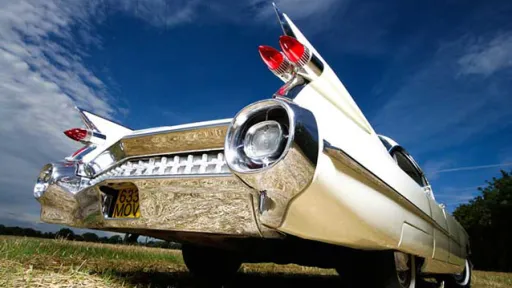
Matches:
[336,251,418,288]
[182,244,242,283]
[443,260,472,288]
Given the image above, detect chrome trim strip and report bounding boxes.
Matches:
[76,107,100,133]
[99,173,232,181]
[92,131,106,140]
[272,3,324,80]
[323,141,452,238]
[273,3,295,38]
[124,120,232,139]
[121,125,228,157]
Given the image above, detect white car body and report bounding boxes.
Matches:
[34,4,470,283]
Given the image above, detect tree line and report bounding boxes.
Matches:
[0,225,181,249]
[453,170,512,272]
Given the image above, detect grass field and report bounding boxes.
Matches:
[1,236,511,287]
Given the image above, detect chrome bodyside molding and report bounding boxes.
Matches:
[323,140,452,240]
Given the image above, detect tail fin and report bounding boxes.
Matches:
[273,3,326,64]
[272,4,375,134]
[76,107,132,138]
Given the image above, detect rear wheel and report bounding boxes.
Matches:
[443,260,472,288]
[336,251,418,288]
[182,244,242,284]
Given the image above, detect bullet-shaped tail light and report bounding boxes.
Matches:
[279,36,323,79]
[258,45,294,81]
[64,128,106,144]
[279,36,311,66]
[64,128,90,142]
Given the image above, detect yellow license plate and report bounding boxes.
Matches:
[112,187,141,218]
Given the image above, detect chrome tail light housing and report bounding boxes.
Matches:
[225,98,319,228]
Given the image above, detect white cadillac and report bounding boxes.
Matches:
[34,5,471,288]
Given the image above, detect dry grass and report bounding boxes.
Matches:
[1,236,511,287]
[473,271,512,287]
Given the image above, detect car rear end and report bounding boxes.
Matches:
[34,99,320,245]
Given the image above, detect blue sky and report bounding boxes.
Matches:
[0,0,511,231]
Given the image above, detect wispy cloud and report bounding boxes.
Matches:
[247,0,347,22]
[103,0,343,29]
[430,162,512,174]
[371,32,512,156]
[421,159,454,180]
[458,33,512,76]
[112,0,201,27]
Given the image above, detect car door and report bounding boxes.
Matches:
[390,149,451,262]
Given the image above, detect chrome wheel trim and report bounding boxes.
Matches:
[453,260,471,286]
[394,252,416,288]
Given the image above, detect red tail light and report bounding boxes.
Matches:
[279,36,309,64]
[64,128,90,142]
[258,46,284,70]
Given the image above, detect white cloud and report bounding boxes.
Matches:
[458,33,512,76]
[0,0,113,228]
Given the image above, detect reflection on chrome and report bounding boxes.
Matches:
[274,75,309,99]
[38,175,279,237]
[34,121,283,239]
[89,151,229,185]
[225,98,319,227]
[85,124,229,177]
[34,161,85,199]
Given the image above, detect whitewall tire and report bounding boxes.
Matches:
[443,260,472,288]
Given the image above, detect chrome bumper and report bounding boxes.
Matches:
[36,161,277,237]
[35,99,319,240]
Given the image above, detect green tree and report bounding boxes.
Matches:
[81,232,100,242]
[108,235,123,244]
[55,228,75,240]
[453,170,512,272]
